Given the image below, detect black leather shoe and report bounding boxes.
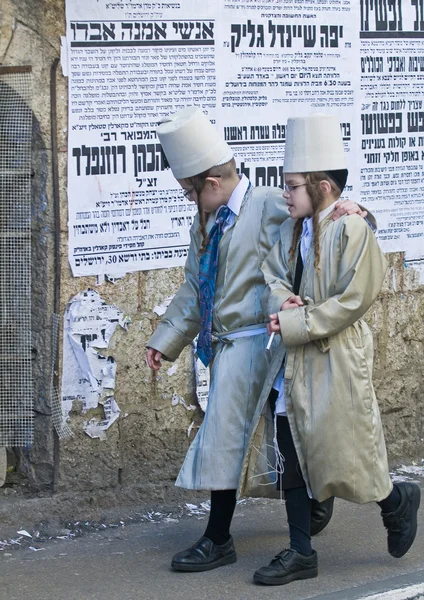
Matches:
[310,497,335,536]
[381,482,421,558]
[253,549,318,586]
[171,536,237,572]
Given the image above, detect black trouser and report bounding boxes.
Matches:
[203,390,309,548]
[268,389,305,490]
[268,389,313,554]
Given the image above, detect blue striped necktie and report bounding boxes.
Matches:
[197,205,232,367]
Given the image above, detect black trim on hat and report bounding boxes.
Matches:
[325,169,348,192]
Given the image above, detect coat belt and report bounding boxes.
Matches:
[211,324,268,344]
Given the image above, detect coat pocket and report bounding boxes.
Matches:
[345,325,373,409]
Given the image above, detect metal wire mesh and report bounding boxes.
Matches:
[50,313,73,439]
[0,68,33,447]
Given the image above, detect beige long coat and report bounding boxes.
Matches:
[239,213,393,504]
[147,185,288,490]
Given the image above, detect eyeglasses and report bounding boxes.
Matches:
[181,174,222,200]
[281,183,307,193]
[182,188,195,199]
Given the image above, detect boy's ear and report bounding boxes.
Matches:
[205,176,221,190]
[319,179,333,195]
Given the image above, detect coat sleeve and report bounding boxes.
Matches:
[257,187,290,261]
[261,221,296,316]
[146,222,201,361]
[277,215,388,347]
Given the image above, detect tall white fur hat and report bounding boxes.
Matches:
[284,114,347,173]
[157,107,233,179]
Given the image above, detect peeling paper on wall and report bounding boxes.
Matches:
[153,295,174,316]
[96,274,126,286]
[171,393,196,412]
[193,337,209,412]
[83,397,121,440]
[61,289,130,436]
[167,363,178,376]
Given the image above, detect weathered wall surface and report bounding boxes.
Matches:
[0,0,423,518]
[1,0,65,490]
[372,253,424,461]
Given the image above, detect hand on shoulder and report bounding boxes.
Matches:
[333,200,367,220]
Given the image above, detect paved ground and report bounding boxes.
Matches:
[1,476,424,600]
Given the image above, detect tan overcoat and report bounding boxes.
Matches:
[239,213,393,503]
[147,185,288,490]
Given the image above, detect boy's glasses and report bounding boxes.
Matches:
[181,174,223,199]
[182,188,195,199]
[281,183,307,193]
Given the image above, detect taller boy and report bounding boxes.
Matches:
[146,107,364,572]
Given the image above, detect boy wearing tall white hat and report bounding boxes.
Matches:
[239,114,420,586]
[146,107,371,573]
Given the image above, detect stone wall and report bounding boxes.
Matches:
[372,253,424,462]
[0,0,423,514]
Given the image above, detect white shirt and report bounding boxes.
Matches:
[272,201,337,415]
[300,201,337,262]
[216,174,249,232]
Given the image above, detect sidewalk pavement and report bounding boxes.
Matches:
[2,473,424,600]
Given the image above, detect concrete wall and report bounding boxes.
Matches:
[1,0,423,513]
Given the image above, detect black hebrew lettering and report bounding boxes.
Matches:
[224,126,248,141]
[101,132,117,142]
[409,56,424,71]
[73,223,99,236]
[407,111,424,132]
[250,125,270,140]
[119,130,157,141]
[71,21,213,43]
[70,22,116,41]
[230,21,342,52]
[361,56,384,72]
[254,166,284,188]
[360,0,403,32]
[387,56,405,72]
[341,122,351,139]
[132,144,169,177]
[75,256,105,268]
[361,112,402,135]
[412,0,424,31]
[72,145,126,176]
[172,21,214,40]
[320,25,343,48]
[121,21,167,41]
[272,124,285,139]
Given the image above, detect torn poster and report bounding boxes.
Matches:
[153,295,174,317]
[193,337,209,412]
[61,289,130,435]
[83,397,120,440]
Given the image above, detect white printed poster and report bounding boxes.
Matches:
[359,0,424,274]
[65,0,424,280]
[66,1,216,276]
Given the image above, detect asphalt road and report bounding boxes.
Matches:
[1,479,424,600]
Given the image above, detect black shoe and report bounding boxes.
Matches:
[381,482,421,558]
[310,497,335,536]
[171,536,237,572]
[253,549,318,586]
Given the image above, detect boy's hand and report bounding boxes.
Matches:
[267,314,280,335]
[146,348,163,371]
[333,200,367,220]
[281,295,304,310]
